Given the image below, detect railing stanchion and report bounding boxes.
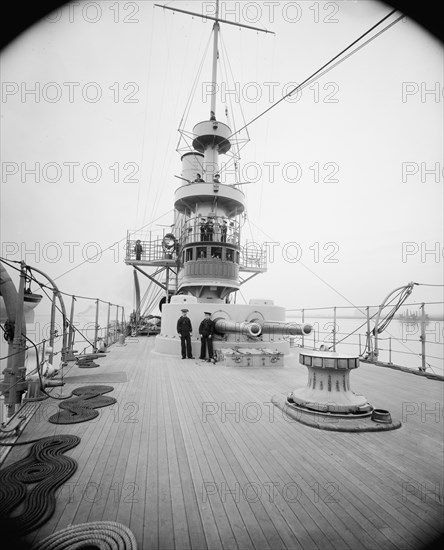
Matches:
[93,299,100,353]
[366,306,373,361]
[106,302,111,347]
[49,290,57,365]
[66,295,76,360]
[301,309,305,348]
[333,306,337,352]
[420,303,426,372]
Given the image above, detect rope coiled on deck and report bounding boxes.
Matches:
[0,435,80,535]
[30,521,138,549]
[48,385,116,424]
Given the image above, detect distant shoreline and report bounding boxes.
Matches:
[286,314,444,321]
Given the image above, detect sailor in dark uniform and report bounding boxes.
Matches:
[200,218,207,241]
[177,309,194,359]
[221,219,228,242]
[205,218,214,241]
[199,312,215,362]
[134,240,143,260]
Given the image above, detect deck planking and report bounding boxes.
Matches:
[2,337,443,550]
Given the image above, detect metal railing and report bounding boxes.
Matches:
[180,216,240,246]
[126,228,179,263]
[286,301,444,377]
[239,242,268,271]
[0,260,127,418]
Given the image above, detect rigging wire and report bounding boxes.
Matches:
[0,257,120,307]
[258,32,276,219]
[242,219,433,364]
[226,8,401,142]
[219,31,250,175]
[134,6,156,227]
[15,209,173,283]
[0,259,99,352]
[373,286,413,334]
[149,17,208,222]
[178,31,213,142]
[144,14,175,226]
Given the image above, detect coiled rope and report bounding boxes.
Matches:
[48,386,116,424]
[0,435,80,534]
[31,520,138,549]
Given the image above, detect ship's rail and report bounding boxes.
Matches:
[0,260,127,420]
[286,301,444,377]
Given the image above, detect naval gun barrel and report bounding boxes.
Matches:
[214,319,262,339]
[259,321,312,336]
[214,319,312,338]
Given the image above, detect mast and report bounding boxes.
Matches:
[127,3,273,304]
[210,0,220,118]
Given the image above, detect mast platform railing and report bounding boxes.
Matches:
[180,216,240,247]
[125,230,179,265]
[239,243,267,272]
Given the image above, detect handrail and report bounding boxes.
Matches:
[287,302,443,376]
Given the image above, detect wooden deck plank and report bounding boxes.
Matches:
[156,365,176,550]
[191,367,355,550]
[183,355,442,550]
[166,365,227,550]
[180,369,279,550]
[36,349,139,532]
[143,354,160,549]
[164,365,212,550]
[129,349,156,545]
[191,383,362,550]
[213,393,407,550]
[175,363,254,550]
[77,380,139,525]
[215,361,440,550]
[310,430,443,539]
[115,349,150,530]
[173,362,317,547]
[2,339,442,550]
[24,355,130,542]
[90,348,148,530]
[171,361,245,550]
[161,367,193,550]
[30,384,125,539]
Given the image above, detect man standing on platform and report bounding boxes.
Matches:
[134,239,143,260]
[177,309,194,359]
[199,312,215,363]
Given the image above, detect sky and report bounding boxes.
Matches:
[1,0,443,319]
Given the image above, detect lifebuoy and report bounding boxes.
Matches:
[162,233,176,252]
